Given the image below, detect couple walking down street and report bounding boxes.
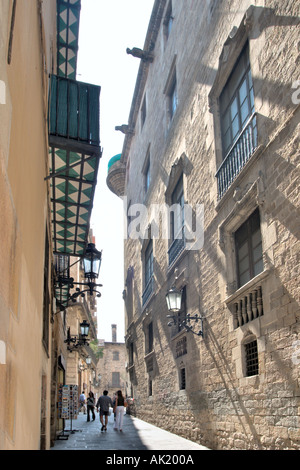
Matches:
[97,390,126,432]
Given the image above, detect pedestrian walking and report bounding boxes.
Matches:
[112,391,117,422]
[113,390,127,432]
[79,391,86,414]
[87,391,95,422]
[96,390,113,432]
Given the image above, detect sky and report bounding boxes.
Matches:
[77,0,155,342]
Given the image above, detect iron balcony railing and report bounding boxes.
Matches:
[49,75,100,147]
[142,276,154,306]
[168,227,185,266]
[216,113,258,199]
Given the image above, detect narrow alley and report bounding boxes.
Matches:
[51,411,209,453]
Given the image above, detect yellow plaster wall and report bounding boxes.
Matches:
[0,0,56,450]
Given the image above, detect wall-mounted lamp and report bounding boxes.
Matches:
[166,286,204,337]
[79,355,92,371]
[65,320,90,352]
[56,243,103,310]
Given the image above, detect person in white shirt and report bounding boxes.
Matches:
[79,391,86,414]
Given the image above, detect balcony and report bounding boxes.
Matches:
[232,286,263,328]
[142,276,154,307]
[49,75,100,149]
[106,154,126,197]
[47,75,101,257]
[168,228,185,266]
[225,271,268,329]
[216,113,258,199]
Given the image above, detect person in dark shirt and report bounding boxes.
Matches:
[96,390,113,431]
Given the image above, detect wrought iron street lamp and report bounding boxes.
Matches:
[56,243,103,309]
[165,286,182,312]
[65,320,90,352]
[166,286,204,337]
[79,355,92,371]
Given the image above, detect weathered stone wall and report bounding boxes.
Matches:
[122,0,300,450]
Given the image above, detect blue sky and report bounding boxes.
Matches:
[77,0,155,342]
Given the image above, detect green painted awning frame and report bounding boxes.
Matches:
[49,75,101,147]
[56,0,81,79]
[48,137,102,258]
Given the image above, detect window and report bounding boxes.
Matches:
[168,175,185,265]
[177,286,187,334]
[215,42,258,199]
[164,58,178,126]
[128,342,134,366]
[235,209,263,288]
[168,74,177,120]
[113,351,119,361]
[142,240,154,305]
[180,368,186,390]
[112,372,120,387]
[220,43,255,157]
[147,322,153,353]
[148,378,153,396]
[171,175,184,240]
[245,340,259,376]
[141,95,147,128]
[163,1,173,43]
[143,149,151,194]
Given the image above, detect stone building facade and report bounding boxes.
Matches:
[107,0,300,450]
[97,325,127,397]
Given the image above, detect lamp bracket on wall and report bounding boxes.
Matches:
[167,313,204,337]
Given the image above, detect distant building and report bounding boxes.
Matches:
[97,325,127,397]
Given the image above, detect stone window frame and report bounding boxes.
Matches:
[141,93,147,129]
[164,56,178,127]
[141,230,155,310]
[208,6,265,202]
[142,144,151,198]
[233,328,266,383]
[219,42,254,158]
[163,0,173,46]
[113,351,119,361]
[219,180,270,383]
[177,360,187,392]
[218,179,268,300]
[143,310,155,357]
[244,336,259,377]
[112,371,120,387]
[235,207,263,289]
[165,154,189,269]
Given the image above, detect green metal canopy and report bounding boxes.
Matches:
[48,1,101,260]
[48,145,100,256]
[48,0,102,312]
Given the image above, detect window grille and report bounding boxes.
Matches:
[149,378,153,396]
[180,368,186,390]
[245,340,259,376]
